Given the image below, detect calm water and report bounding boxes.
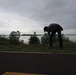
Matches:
[20,35,76,44]
[67,36,76,42]
[4,34,76,44]
[20,36,42,44]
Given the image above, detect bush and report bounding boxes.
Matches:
[41,33,58,44]
[62,34,70,42]
[0,35,9,45]
[41,33,49,44]
[41,33,70,44]
[29,32,40,44]
[9,31,20,45]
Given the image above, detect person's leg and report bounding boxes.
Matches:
[49,31,56,47]
[58,31,63,49]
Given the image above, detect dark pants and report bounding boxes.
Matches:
[49,30,63,49]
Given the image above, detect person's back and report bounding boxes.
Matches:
[48,23,63,32]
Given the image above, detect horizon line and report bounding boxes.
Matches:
[0,34,76,36]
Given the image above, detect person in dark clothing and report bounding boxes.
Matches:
[44,23,63,49]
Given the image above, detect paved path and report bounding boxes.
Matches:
[0,51,76,75]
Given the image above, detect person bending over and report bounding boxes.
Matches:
[44,23,63,49]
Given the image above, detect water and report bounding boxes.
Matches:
[3,34,76,44]
[20,35,76,44]
[20,36,42,44]
[20,36,30,44]
[66,36,76,42]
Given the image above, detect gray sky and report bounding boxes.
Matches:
[0,0,76,34]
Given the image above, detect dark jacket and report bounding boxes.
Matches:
[47,23,63,32]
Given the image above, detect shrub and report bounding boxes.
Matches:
[9,31,20,45]
[62,34,70,42]
[41,33,49,44]
[0,35,9,45]
[41,33,70,44]
[29,32,40,44]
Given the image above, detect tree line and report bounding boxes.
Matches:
[0,31,70,45]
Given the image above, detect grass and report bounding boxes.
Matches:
[0,42,76,53]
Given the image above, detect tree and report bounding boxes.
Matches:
[9,31,20,45]
[41,33,58,44]
[41,33,70,44]
[0,35,9,45]
[29,32,40,44]
[62,34,70,42]
[41,33,49,44]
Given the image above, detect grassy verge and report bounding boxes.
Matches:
[0,42,76,53]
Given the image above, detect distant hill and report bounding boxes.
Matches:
[21,34,43,36]
[0,34,76,36]
[21,34,76,36]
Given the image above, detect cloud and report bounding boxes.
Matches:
[0,10,42,34]
[32,0,76,29]
[0,0,76,34]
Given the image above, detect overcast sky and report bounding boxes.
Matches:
[0,0,76,35]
